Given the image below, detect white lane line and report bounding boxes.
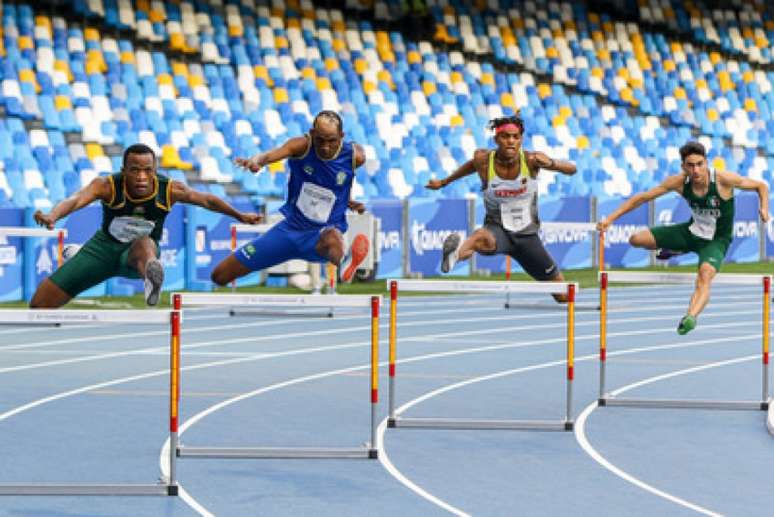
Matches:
[574,355,758,516]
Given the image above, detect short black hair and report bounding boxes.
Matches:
[312,110,343,132]
[679,141,706,162]
[123,143,156,167]
[488,115,524,135]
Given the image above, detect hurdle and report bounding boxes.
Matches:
[503,222,601,311]
[387,279,577,431]
[174,293,380,459]
[0,226,67,267]
[229,223,338,316]
[0,308,180,496]
[598,271,772,411]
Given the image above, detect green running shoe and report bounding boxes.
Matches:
[677,315,696,335]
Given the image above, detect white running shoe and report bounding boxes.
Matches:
[340,233,369,283]
[441,233,462,273]
[144,258,165,306]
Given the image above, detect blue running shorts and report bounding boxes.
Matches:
[234,219,329,271]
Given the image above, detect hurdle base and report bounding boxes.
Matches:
[0,483,176,496]
[228,308,336,318]
[390,417,573,431]
[767,400,774,438]
[387,417,397,428]
[503,302,600,312]
[599,397,767,411]
[177,446,376,459]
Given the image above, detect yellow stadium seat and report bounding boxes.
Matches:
[744,98,757,112]
[17,36,33,50]
[592,31,604,44]
[546,47,559,59]
[331,20,345,33]
[157,73,173,86]
[84,27,100,41]
[301,67,316,80]
[500,93,515,108]
[450,71,463,84]
[695,79,707,90]
[552,115,566,128]
[591,67,604,79]
[673,87,686,100]
[537,83,551,99]
[187,74,204,88]
[149,10,165,23]
[576,135,590,149]
[620,88,634,103]
[270,7,283,17]
[253,65,270,82]
[588,13,600,24]
[54,60,73,81]
[595,47,609,61]
[559,106,572,118]
[362,80,377,95]
[35,16,51,29]
[755,36,769,48]
[709,52,721,65]
[602,21,613,33]
[324,57,338,71]
[275,36,288,49]
[316,77,332,91]
[85,143,104,160]
[378,49,395,63]
[171,62,188,77]
[742,70,754,83]
[407,51,421,65]
[433,24,450,43]
[662,60,676,72]
[268,161,284,173]
[628,78,643,89]
[663,7,675,19]
[332,39,346,52]
[18,69,36,83]
[377,70,392,83]
[422,81,437,96]
[354,58,368,74]
[564,20,576,31]
[85,60,102,75]
[137,0,150,11]
[161,145,190,169]
[512,18,524,30]
[120,51,135,64]
[54,95,72,110]
[712,157,726,172]
[617,68,630,80]
[273,88,289,104]
[170,33,186,51]
[480,72,494,86]
[228,25,243,38]
[287,18,301,29]
[707,108,719,122]
[670,42,682,54]
[450,115,464,127]
[742,27,753,39]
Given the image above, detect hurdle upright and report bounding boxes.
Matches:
[598,271,771,411]
[174,292,380,459]
[0,308,180,496]
[387,279,577,431]
[0,226,67,267]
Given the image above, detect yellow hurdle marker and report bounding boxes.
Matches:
[598,271,772,411]
[387,279,577,431]
[174,292,380,459]
[0,307,180,496]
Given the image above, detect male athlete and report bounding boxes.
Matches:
[211,110,369,286]
[31,143,262,308]
[597,141,769,334]
[427,115,577,302]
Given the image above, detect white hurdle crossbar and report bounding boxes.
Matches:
[386,279,577,431]
[0,227,68,268]
[598,271,771,411]
[0,308,180,496]
[173,293,381,459]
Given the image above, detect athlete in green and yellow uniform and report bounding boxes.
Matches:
[598,141,769,334]
[31,143,262,308]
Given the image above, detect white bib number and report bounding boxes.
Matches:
[108,216,156,243]
[297,182,336,224]
[501,199,531,233]
[689,212,716,240]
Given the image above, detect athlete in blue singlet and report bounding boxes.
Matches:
[211,111,370,286]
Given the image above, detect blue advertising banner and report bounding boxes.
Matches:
[767,199,774,259]
[598,197,650,268]
[27,204,107,300]
[539,196,592,270]
[653,192,696,266]
[0,208,24,301]
[369,199,403,279]
[408,198,469,277]
[727,192,760,263]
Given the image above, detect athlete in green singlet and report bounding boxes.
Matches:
[31,143,262,308]
[597,141,770,334]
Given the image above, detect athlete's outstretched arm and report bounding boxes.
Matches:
[347,143,367,213]
[169,181,263,224]
[34,177,112,229]
[530,151,576,175]
[233,136,310,173]
[718,171,770,222]
[426,149,486,190]
[597,174,685,232]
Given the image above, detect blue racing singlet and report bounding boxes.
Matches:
[280,135,356,232]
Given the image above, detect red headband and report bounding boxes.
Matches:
[495,123,520,134]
